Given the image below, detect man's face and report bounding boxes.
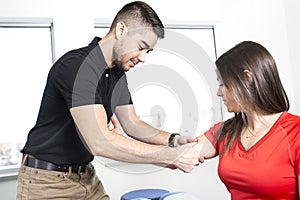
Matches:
[112,29,158,71]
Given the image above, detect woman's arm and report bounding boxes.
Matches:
[192,134,218,159]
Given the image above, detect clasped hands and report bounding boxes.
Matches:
[108,117,206,173]
[165,134,206,173]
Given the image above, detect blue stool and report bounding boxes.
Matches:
[121,189,169,200]
[159,192,199,200]
[159,192,182,199]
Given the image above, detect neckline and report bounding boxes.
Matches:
[238,111,287,153]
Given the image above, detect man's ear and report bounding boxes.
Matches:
[243,69,253,84]
[115,21,128,40]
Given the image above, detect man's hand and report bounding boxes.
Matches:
[168,143,204,173]
[108,116,122,134]
[174,135,194,147]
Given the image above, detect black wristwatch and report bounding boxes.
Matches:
[168,133,180,147]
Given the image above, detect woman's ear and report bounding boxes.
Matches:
[115,21,128,40]
[243,69,253,84]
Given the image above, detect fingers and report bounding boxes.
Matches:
[171,143,204,173]
[110,116,118,127]
[199,156,205,163]
[176,136,197,146]
[165,164,177,170]
[108,116,122,134]
[183,136,194,143]
[178,160,198,173]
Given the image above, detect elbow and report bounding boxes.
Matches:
[89,140,114,158]
[81,139,105,157]
[88,143,106,157]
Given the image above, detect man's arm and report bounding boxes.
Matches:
[70,104,201,173]
[114,104,193,147]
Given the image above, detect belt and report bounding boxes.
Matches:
[23,155,89,174]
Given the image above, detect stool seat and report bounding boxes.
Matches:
[159,192,181,199]
[121,189,169,200]
[159,192,199,200]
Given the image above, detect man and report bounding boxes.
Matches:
[17,1,202,199]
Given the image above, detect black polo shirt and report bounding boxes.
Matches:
[21,37,133,165]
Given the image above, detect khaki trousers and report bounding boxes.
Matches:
[16,157,110,200]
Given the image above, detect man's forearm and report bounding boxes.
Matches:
[121,119,171,146]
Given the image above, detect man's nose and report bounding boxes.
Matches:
[138,50,147,63]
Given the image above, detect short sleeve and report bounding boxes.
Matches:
[295,148,300,175]
[52,44,108,109]
[71,47,107,108]
[293,128,300,175]
[284,113,300,175]
[204,122,223,150]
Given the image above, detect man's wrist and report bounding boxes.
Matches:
[168,133,180,147]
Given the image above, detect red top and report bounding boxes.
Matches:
[205,112,300,200]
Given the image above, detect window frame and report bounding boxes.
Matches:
[0,18,55,180]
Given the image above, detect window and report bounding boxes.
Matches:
[94,22,222,172]
[0,19,54,179]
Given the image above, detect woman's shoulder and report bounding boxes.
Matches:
[281,111,300,124]
[278,112,300,139]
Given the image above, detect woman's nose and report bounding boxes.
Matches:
[217,86,223,97]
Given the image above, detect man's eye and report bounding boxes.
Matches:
[139,45,146,50]
[139,47,152,54]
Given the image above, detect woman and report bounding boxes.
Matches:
[194,41,300,199]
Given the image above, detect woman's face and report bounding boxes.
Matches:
[217,77,241,113]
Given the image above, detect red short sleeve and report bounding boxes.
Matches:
[204,122,223,150]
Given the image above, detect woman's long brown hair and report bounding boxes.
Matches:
[215,41,289,154]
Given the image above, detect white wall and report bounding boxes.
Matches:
[214,0,299,115]
[285,0,300,114]
[0,0,299,199]
[0,179,17,200]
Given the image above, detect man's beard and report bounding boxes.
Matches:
[112,50,128,72]
[112,59,129,72]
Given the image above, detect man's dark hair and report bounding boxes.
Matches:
[109,1,164,38]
